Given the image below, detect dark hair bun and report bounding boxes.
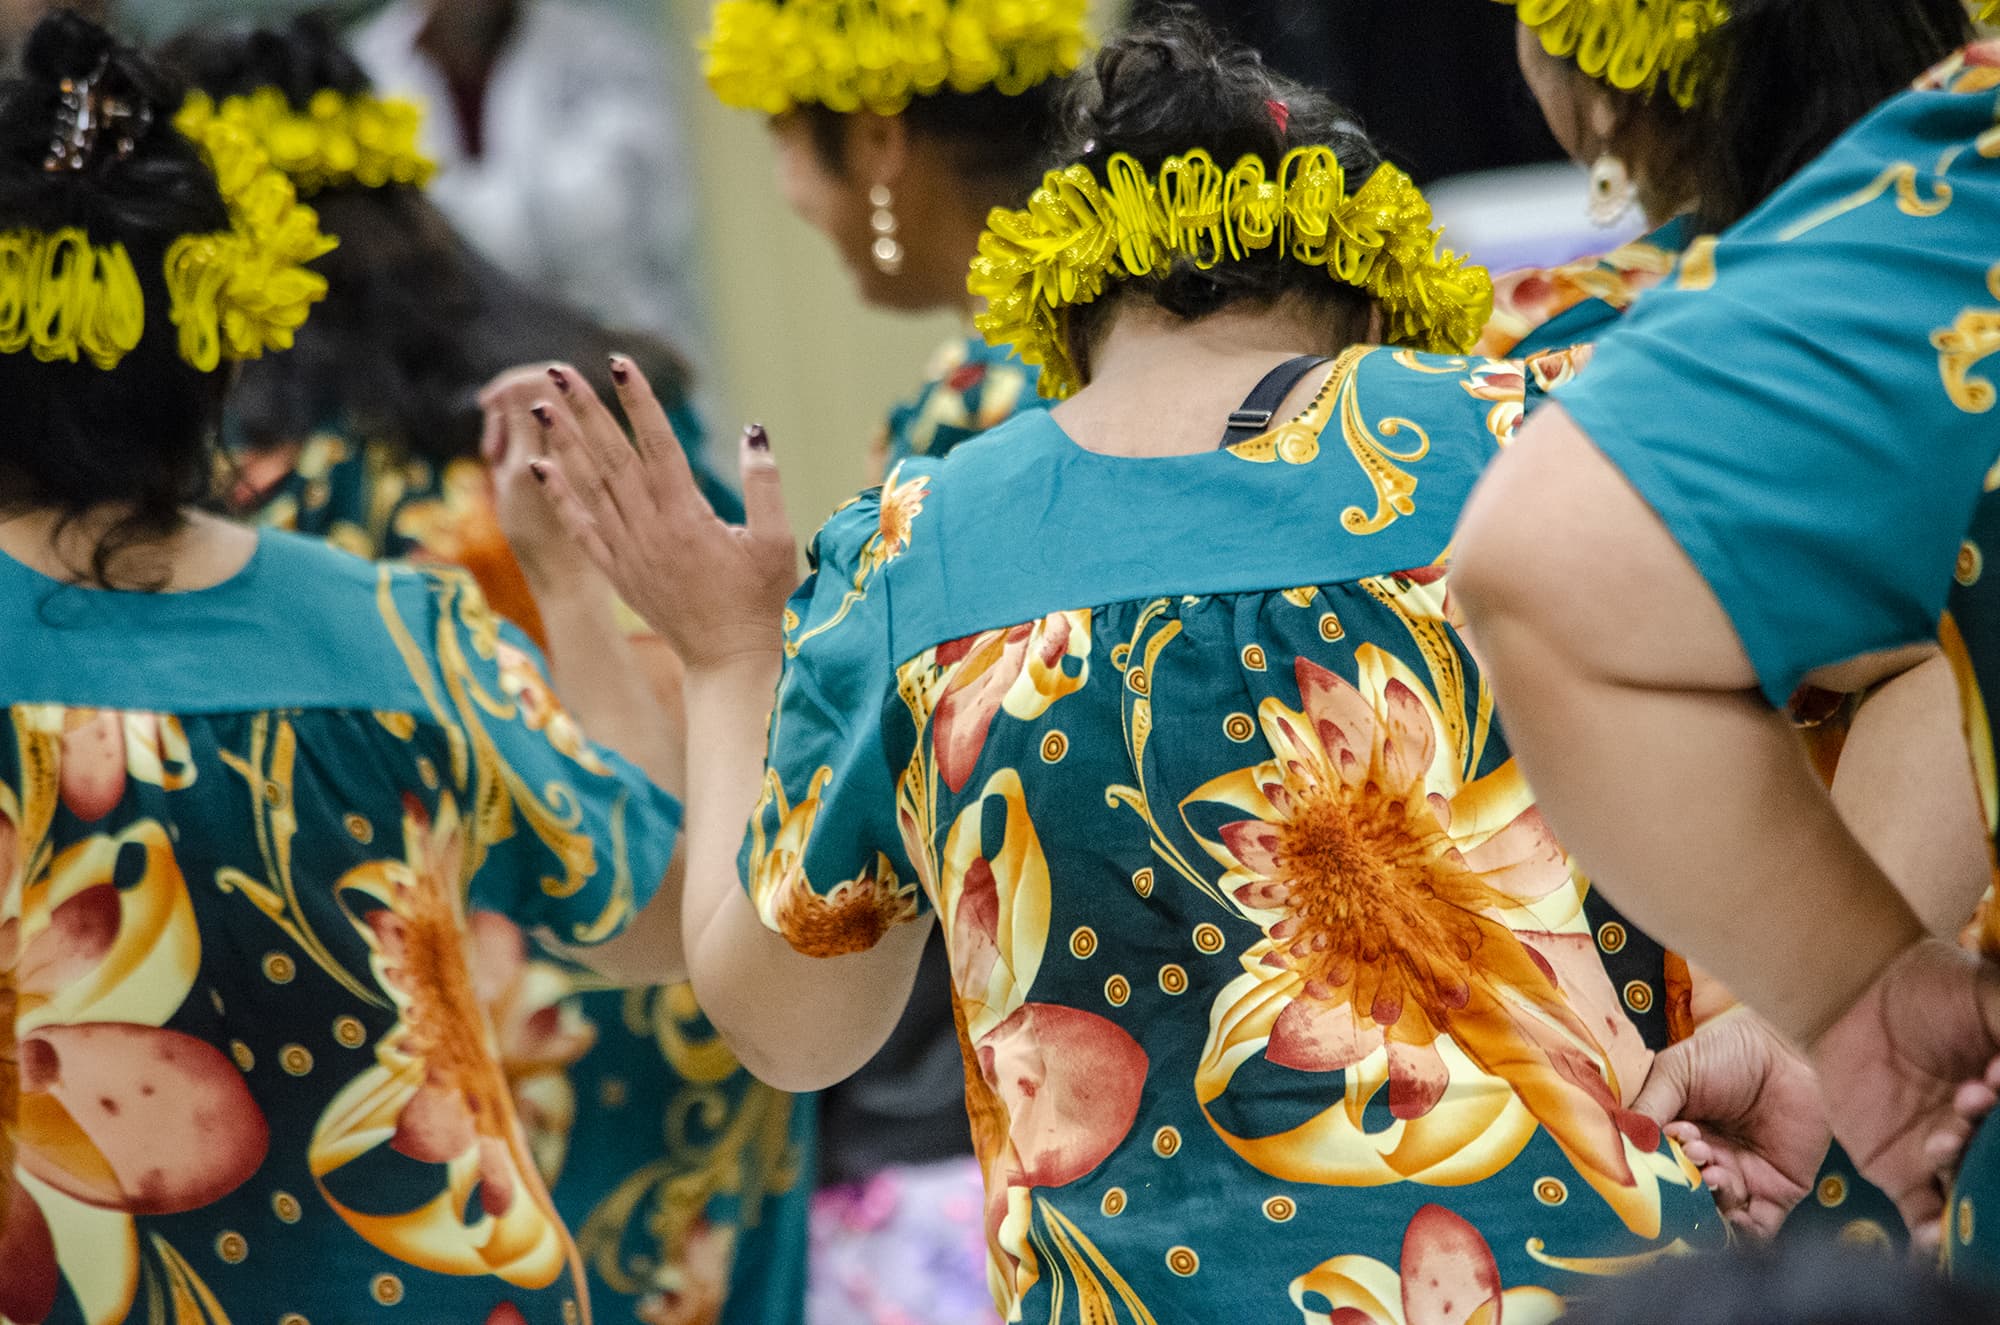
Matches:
[160,13,374,108]
[1048,7,1385,325]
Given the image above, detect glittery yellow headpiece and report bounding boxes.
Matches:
[703,0,1088,115]
[1500,0,1731,109]
[970,147,1494,400]
[0,100,336,373]
[176,88,436,196]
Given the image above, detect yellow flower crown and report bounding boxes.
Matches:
[704,0,1088,115]
[177,88,436,196]
[1502,0,1731,109]
[970,147,1495,400]
[0,105,335,373]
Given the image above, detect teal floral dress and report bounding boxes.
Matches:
[1534,41,2000,1285]
[0,530,679,1325]
[221,420,810,1325]
[881,336,1051,470]
[744,345,1721,1321]
[1492,216,1905,1256]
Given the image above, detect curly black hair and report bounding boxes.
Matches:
[0,9,232,587]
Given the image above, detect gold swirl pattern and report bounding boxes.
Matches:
[703,0,1089,115]
[1042,730,1070,763]
[215,1231,248,1264]
[1223,713,1256,742]
[971,147,1491,398]
[1961,541,1986,587]
[1536,1177,1570,1206]
[1935,264,2000,414]
[262,951,296,983]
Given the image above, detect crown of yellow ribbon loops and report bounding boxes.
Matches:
[0,106,336,373]
[971,147,1494,400]
[704,0,1088,115]
[165,107,337,372]
[177,88,436,196]
[1501,0,1730,108]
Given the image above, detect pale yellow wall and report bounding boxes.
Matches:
[663,0,965,540]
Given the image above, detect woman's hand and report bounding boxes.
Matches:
[1633,1009,1830,1238]
[478,363,591,584]
[1814,940,2000,1251]
[531,356,798,673]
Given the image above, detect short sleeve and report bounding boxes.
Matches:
[1553,64,2000,707]
[418,569,682,944]
[738,480,930,958]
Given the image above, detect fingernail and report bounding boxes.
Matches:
[529,461,549,484]
[609,355,631,385]
[744,423,770,453]
[531,403,554,428]
[547,366,572,393]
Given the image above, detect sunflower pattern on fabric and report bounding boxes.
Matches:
[0,536,681,1325]
[741,347,1722,1321]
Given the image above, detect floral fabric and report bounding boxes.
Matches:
[743,346,1722,1321]
[882,337,1050,470]
[222,417,810,1325]
[0,530,679,1324]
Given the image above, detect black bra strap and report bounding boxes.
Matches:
[1218,354,1334,449]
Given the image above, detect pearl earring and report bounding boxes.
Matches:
[1588,153,1636,228]
[869,183,904,276]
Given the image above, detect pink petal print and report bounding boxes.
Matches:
[20,1024,269,1214]
[1461,808,1568,904]
[977,1003,1147,1190]
[487,1306,529,1325]
[0,1174,58,1324]
[933,629,1030,794]
[1220,820,1285,882]
[1388,1038,1451,1121]
[1267,996,1383,1073]
[1517,931,1654,1106]
[391,1078,479,1165]
[1399,1204,1503,1325]
[476,1135,518,1217]
[467,910,527,1008]
[16,884,119,997]
[1294,660,1378,787]
[950,859,1001,996]
[1378,679,1437,791]
[58,712,125,822]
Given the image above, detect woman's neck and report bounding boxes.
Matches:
[0,507,256,591]
[1050,299,1352,459]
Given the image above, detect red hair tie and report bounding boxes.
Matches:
[1266,98,1290,134]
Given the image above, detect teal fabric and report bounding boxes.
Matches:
[1510,216,1696,362]
[884,335,1051,467]
[222,418,810,1325]
[1551,48,2000,709]
[0,529,679,1325]
[742,348,1721,1320]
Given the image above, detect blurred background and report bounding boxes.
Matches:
[25,0,1585,536]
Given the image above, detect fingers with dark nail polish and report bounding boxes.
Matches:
[744,423,771,453]
[547,366,572,393]
[609,355,632,385]
[532,403,554,428]
[529,461,549,484]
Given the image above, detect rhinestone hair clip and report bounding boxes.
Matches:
[43,56,151,173]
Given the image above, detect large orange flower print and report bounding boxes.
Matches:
[2,784,266,1325]
[312,794,573,1289]
[1290,1204,1564,1325]
[940,772,1147,1319]
[744,768,921,958]
[1185,648,1693,1235]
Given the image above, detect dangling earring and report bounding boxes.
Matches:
[1588,153,1636,228]
[869,183,904,276]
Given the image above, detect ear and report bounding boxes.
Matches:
[1584,85,1624,155]
[843,111,912,192]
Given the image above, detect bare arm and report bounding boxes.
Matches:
[1453,406,2000,1235]
[531,362,931,1092]
[1829,651,1993,939]
[483,370,687,984]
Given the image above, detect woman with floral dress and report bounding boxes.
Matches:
[161,18,813,1324]
[0,14,685,1323]
[526,18,1736,1321]
[1473,0,1983,1248]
